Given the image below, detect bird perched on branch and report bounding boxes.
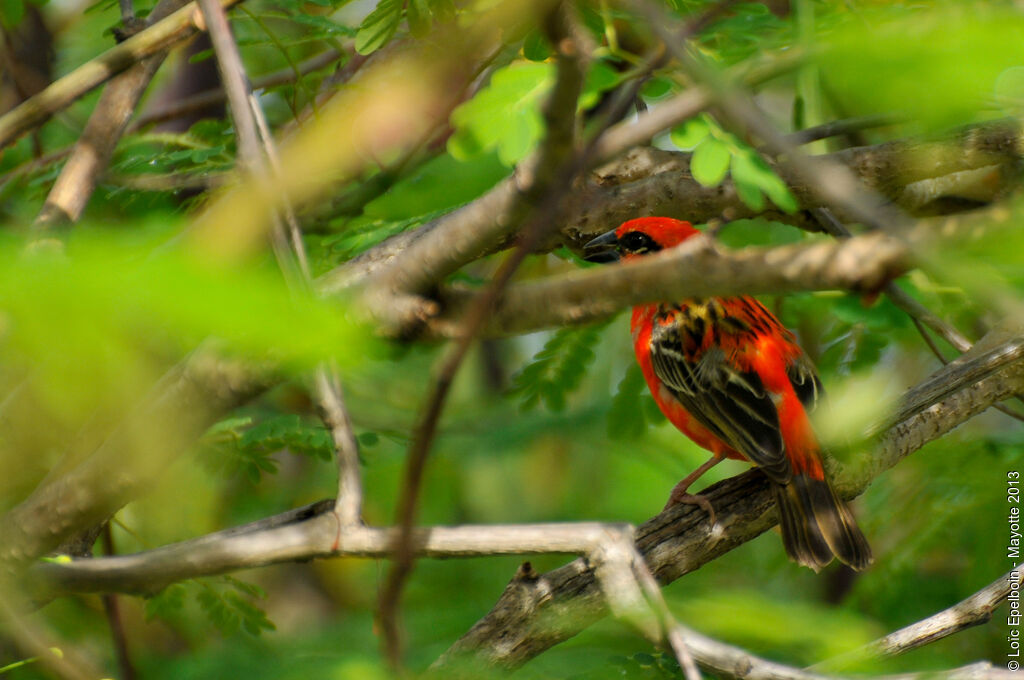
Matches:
[584,216,871,571]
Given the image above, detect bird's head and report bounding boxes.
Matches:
[583,217,700,263]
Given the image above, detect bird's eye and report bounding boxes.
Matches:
[619,231,659,254]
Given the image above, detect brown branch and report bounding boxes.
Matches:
[423,230,910,338]
[25,327,1024,668]
[34,0,200,227]
[0,0,244,152]
[196,0,364,531]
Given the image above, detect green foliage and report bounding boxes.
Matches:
[449,58,620,166]
[354,0,454,54]
[511,324,608,412]
[196,414,335,484]
[449,62,555,166]
[819,6,1024,130]
[0,230,372,425]
[147,577,275,638]
[671,116,797,213]
[355,0,402,54]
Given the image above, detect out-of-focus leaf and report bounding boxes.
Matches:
[355,0,402,54]
[690,136,731,187]
[730,150,798,214]
[362,152,509,220]
[449,62,554,166]
[511,324,606,412]
[406,0,430,37]
[0,231,373,422]
[522,29,551,61]
[579,60,621,109]
[819,7,1024,130]
[669,116,709,150]
[607,363,647,441]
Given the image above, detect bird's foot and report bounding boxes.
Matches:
[664,487,717,528]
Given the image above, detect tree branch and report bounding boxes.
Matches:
[0,0,244,151]
[425,230,909,337]
[817,568,1019,671]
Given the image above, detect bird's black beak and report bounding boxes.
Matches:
[583,230,620,263]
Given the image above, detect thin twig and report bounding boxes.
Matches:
[130,48,342,130]
[0,0,246,151]
[633,0,911,236]
[812,207,1024,423]
[816,568,1019,670]
[196,0,364,532]
[376,7,588,667]
[100,525,136,680]
[784,115,900,146]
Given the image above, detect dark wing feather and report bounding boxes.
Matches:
[787,354,822,413]
[649,313,791,483]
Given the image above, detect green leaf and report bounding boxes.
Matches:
[448,62,554,166]
[730,153,766,212]
[0,0,24,28]
[819,6,1024,130]
[641,76,672,99]
[690,136,731,187]
[579,60,621,109]
[426,0,454,23]
[510,323,607,412]
[522,30,551,61]
[669,117,709,150]
[406,0,430,37]
[355,0,402,54]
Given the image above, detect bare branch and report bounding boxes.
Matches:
[32,513,635,596]
[435,325,1024,670]
[35,0,201,228]
[0,0,244,151]
[426,230,909,338]
[817,568,1019,671]
[196,0,364,530]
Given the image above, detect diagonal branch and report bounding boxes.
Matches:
[433,327,1024,671]
[0,0,244,151]
[817,567,1019,671]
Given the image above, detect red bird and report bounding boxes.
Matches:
[585,216,871,571]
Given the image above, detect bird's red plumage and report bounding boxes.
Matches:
[615,217,870,570]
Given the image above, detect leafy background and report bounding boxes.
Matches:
[1,0,1021,677]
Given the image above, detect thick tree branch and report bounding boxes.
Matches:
[26,327,1024,667]
[320,120,1021,301]
[426,230,909,337]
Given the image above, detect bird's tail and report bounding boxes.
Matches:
[772,474,872,571]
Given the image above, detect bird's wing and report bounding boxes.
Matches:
[648,302,792,483]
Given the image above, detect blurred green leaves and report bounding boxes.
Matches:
[449,58,620,166]
[819,6,1024,129]
[511,324,607,412]
[450,62,555,166]
[0,231,372,422]
[671,116,797,213]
